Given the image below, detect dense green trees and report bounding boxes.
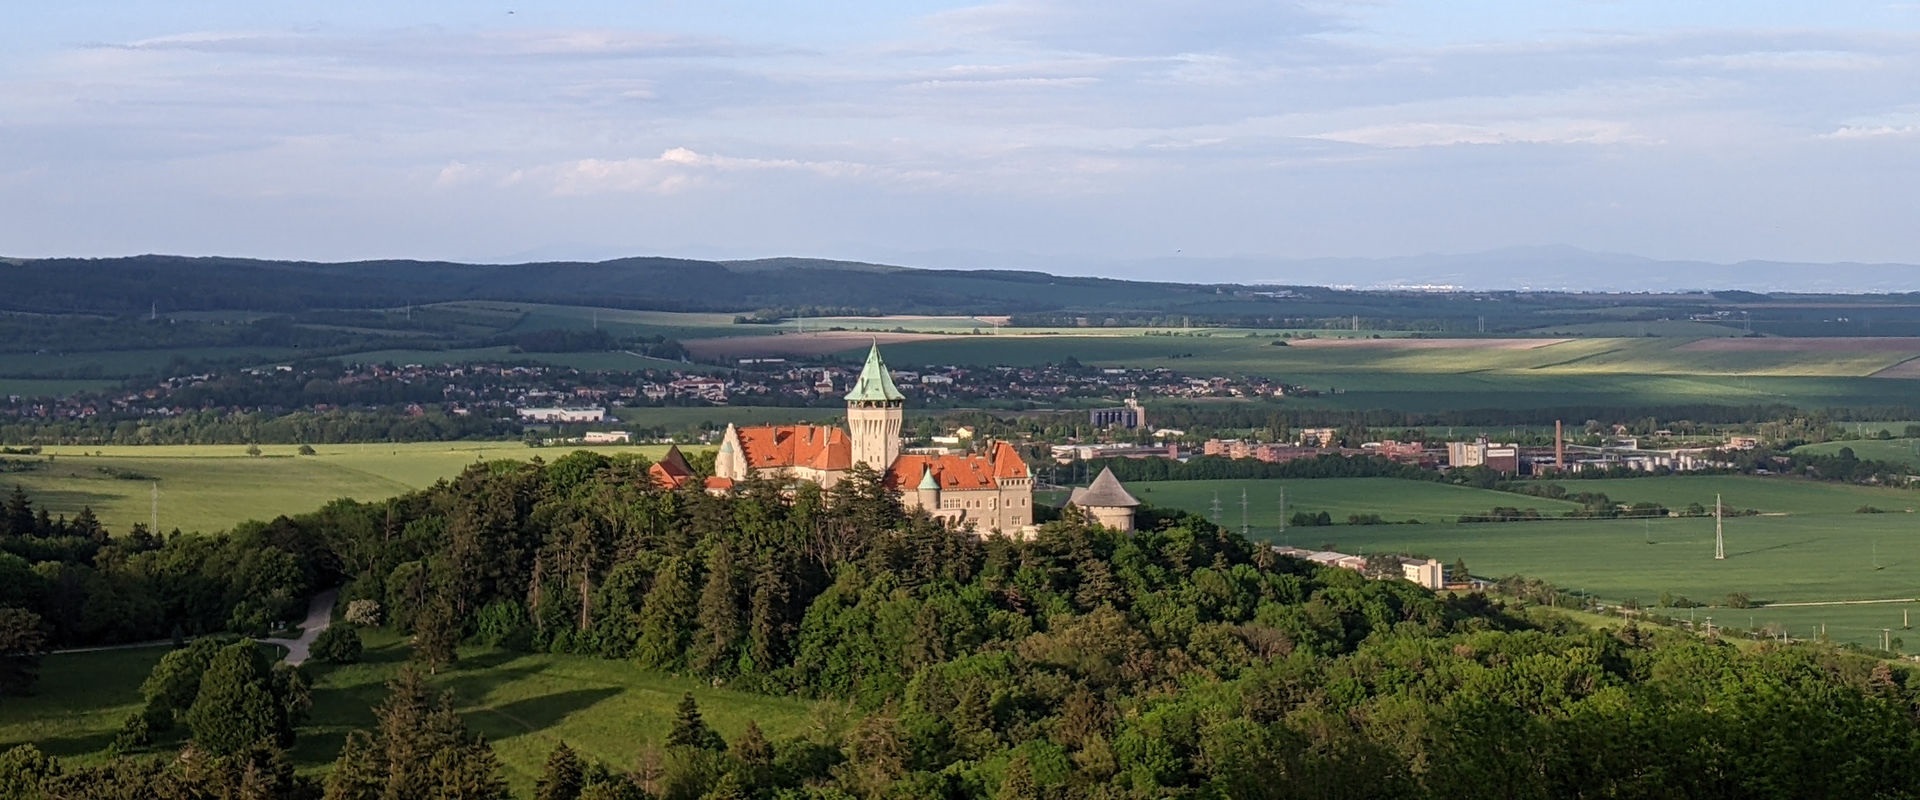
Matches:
[324,667,509,800]
[11,448,1920,797]
[0,608,44,699]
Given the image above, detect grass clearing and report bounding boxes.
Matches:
[4,443,691,534]
[0,631,824,798]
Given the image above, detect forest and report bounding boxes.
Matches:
[5,452,1920,798]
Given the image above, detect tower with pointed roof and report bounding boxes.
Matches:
[705,343,1034,537]
[845,343,905,472]
[1068,466,1142,532]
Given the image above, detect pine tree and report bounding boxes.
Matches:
[745,556,792,672]
[535,741,585,800]
[634,558,695,670]
[324,667,509,800]
[186,641,290,755]
[411,594,460,674]
[732,720,774,789]
[70,506,104,543]
[733,721,773,768]
[2,486,30,539]
[667,693,725,751]
[689,544,743,677]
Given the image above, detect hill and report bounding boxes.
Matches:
[0,255,1210,316]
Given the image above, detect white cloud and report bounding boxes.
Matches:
[1672,50,1898,71]
[1311,119,1651,148]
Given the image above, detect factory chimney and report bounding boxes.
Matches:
[1555,420,1566,471]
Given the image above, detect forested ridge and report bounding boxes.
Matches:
[5,453,1920,798]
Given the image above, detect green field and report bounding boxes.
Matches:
[1131,475,1920,649]
[1795,438,1920,471]
[0,632,822,797]
[1537,475,1920,515]
[1119,477,1582,527]
[4,443,691,534]
[850,334,1920,411]
[0,378,123,398]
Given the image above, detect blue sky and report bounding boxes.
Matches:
[4,1,1918,270]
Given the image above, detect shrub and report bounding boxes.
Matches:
[311,626,363,664]
[344,599,383,628]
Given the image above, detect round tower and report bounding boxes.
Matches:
[845,343,905,470]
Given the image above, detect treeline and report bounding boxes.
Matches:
[10,453,1920,796]
[0,409,516,446]
[1,486,317,650]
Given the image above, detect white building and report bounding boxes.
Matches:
[517,407,608,423]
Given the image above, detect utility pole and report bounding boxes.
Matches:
[1278,489,1287,534]
[1210,492,1222,526]
[150,482,159,532]
[1885,628,1894,652]
[1714,493,1725,560]
[1240,489,1249,536]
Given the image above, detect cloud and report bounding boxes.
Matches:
[1311,119,1651,148]
[1672,49,1898,71]
[926,0,1346,56]
[1821,124,1920,139]
[510,147,949,196]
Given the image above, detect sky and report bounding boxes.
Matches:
[3,1,1918,271]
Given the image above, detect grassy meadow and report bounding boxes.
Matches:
[0,631,824,797]
[2,443,691,534]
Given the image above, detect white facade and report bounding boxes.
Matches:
[517,406,608,423]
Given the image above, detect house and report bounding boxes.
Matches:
[649,444,697,490]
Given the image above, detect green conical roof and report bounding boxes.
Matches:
[844,343,905,403]
[917,466,939,490]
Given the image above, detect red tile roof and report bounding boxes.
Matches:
[735,425,851,472]
[886,443,1027,491]
[649,445,696,489]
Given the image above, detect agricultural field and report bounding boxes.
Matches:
[1794,438,1920,471]
[2,442,688,534]
[1115,477,1582,528]
[0,378,123,398]
[1131,474,1920,649]
[1535,474,1920,515]
[0,631,823,797]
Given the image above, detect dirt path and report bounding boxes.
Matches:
[261,589,338,666]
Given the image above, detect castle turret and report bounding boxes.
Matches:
[1069,466,1142,532]
[916,465,940,510]
[845,343,905,470]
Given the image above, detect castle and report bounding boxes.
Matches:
[707,344,1035,536]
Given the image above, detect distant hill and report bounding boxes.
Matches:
[0,254,1215,316]
[1041,246,1920,293]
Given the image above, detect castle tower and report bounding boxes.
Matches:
[1069,467,1142,532]
[845,343,905,470]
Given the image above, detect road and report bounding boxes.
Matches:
[262,588,338,666]
[43,589,339,663]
